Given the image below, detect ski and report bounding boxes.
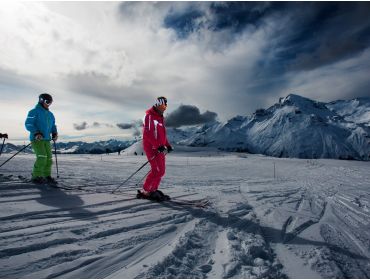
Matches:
[166,198,210,208]
[136,190,210,208]
[14,176,210,207]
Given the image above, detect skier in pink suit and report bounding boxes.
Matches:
[140,96,173,201]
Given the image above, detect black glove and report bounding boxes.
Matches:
[52,133,58,141]
[166,145,173,153]
[34,132,43,141]
[0,133,8,139]
[157,145,166,153]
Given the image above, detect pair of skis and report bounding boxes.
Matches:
[136,190,210,208]
[17,176,210,209]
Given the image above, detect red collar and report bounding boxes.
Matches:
[147,106,163,118]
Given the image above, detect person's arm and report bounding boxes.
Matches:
[143,114,159,149]
[25,109,42,138]
[163,122,173,152]
[51,113,58,141]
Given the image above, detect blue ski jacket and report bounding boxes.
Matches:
[25,103,57,141]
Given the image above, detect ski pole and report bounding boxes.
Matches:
[112,152,161,194]
[0,143,32,169]
[135,169,151,187]
[53,140,59,178]
[0,138,5,156]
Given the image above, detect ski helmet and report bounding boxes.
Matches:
[39,93,53,105]
[155,96,167,107]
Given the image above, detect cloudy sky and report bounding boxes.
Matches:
[1,2,370,143]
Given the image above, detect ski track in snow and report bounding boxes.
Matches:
[0,153,369,278]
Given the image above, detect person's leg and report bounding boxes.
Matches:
[44,141,53,177]
[31,141,47,179]
[143,150,166,192]
[143,149,157,192]
[150,153,165,192]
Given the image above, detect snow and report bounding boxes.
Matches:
[327,97,370,125]
[122,140,144,155]
[1,149,369,278]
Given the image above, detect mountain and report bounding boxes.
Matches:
[1,139,136,155]
[56,139,136,154]
[0,143,33,154]
[175,94,370,160]
[327,97,370,125]
[2,94,369,160]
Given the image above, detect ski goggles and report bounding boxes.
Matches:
[43,99,52,105]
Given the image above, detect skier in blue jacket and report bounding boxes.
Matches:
[25,93,58,184]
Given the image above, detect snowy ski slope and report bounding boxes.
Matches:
[0,150,369,278]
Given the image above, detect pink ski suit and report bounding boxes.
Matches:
[142,107,171,192]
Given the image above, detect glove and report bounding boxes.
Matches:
[166,145,173,153]
[34,132,43,141]
[52,133,58,141]
[157,145,166,153]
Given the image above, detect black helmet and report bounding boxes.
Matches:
[155,96,167,106]
[39,93,53,104]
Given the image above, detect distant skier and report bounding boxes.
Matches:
[137,96,173,201]
[0,133,8,156]
[25,93,58,184]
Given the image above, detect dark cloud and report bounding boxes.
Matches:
[93,122,114,128]
[74,122,88,131]
[164,7,205,39]
[208,2,277,32]
[163,2,282,39]
[74,121,113,131]
[163,2,370,71]
[117,120,142,138]
[166,105,217,128]
[270,2,370,71]
[116,123,134,130]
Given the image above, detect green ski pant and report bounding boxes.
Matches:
[31,140,53,178]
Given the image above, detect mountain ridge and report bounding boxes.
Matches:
[177,94,370,160]
[2,94,369,160]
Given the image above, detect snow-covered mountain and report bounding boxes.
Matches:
[1,139,136,155]
[55,139,136,154]
[2,95,369,160]
[175,94,370,160]
[327,97,370,125]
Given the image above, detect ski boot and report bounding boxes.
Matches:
[136,190,149,199]
[46,176,58,185]
[31,176,46,184]
[155,190,171,201]
[137,190,167,202]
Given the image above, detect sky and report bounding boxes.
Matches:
[1,1,370,143]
